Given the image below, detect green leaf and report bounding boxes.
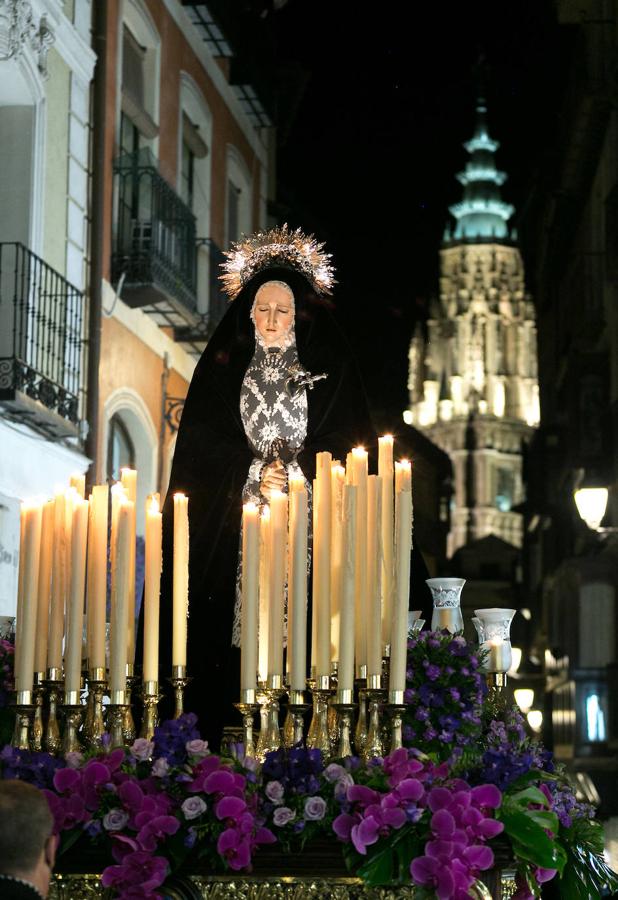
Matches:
[502,811,566,871]
[524,810,559,833]
[509,786,550,808]
[356,844,394,886]
[58,828,84,856]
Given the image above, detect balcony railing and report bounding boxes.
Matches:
[112,149,197,316]
[173,238,230,351]
[0,242,84,437]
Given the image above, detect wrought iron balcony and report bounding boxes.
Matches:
[112,149,198,320]
[0,243,84,438]
[174,238,229,353]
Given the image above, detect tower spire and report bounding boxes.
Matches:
[447,96,514,243]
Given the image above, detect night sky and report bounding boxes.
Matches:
[226,1,570,419]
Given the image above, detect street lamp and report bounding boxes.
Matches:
[574,486,608,532]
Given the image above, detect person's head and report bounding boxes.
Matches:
[251,280,295,347]
[0,781,56,897]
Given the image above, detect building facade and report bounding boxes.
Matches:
[405,100,539,558]
[0,0,96,615]
[519,0,618,834]
[0,0,274,616]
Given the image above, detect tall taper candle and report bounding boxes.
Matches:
[172,493,189,669]
[258,505,271,683]
[110,500,133,696]
[15,502,42,694]
[351,447,368,675]
[366,475,383,681]
[34,500,54,675]
[121,468,137,665]
[48,491,67,673]
[314,451,332,680]
[338,484,357,693]
[65,498,89,696]
[390,488,412,696]
[330,465,345,664]
[14,502,27,675]
[268,490,287,683]
[70,473,85,498]
[241,502,259,694]
[143,495,162,684]
[87,485,109,672]
[288,486,308,691]
[378,435,394,651]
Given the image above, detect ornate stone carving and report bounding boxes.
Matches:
[0,0,55,77]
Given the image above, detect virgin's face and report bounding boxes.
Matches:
[253,282,294,345]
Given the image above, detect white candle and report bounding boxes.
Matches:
[110,500,133,696]
[366,475,383,682]
[330,465,345,664]
[390,487,412,697]
[143,495,162,684]
[288,486,308,691]
[87,485,109,672]
[15,502,43,695]
[351,447,368,676]
[64,497,89,697]
[172,493,189,669]
[48,491,67,672]
[378,436,394,652]
[268,490,287,684]
[34,500,54,675]
[121,469,137,665]
[314,452,332,680]
[241,502,259,694]
[258,505,271,683]
[70,473,85,498]
[338,484,357,694]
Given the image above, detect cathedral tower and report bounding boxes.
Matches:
[405,98,539,556]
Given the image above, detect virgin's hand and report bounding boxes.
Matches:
[260,460,286,499]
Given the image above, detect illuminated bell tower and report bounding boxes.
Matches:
[405,97,539,557]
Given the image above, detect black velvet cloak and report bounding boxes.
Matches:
[145,267,432,747]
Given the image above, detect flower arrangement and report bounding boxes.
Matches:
[0,633,617,900]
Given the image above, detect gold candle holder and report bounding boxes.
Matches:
[108,691,128,748]
[285,689,310,748]
[387,690,407,752]
[11,691,34,750]
[256,681,284,760]
[354,678,368,753]
[61,700,84,755]
[363,688,385,760]
[83,668,107,748]
[123,670,138,744]
[140,681,161,740]
[235,690,259,759]
[307,675,331,756]
[43,672,63,754]
[31,672,45,752]
[486,672,507,692]
[334,689,355,757]
[169,665,191,719]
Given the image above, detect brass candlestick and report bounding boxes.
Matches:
[122,667,138,744]
[334,689,355,758]
[140,681,161,740]
[11,691,34,750]
[83,668,107,748]
[235,690,259,759]
[387,690,407,752]
[108,690,128,748]
[61,694,84,754]
[285,689,310,748]
[170,665,191,719]
[43,670,63,754]
[354,678,368,753]
[256,679,284,759]
[307,675,332,756]
[486,672,507,692]
[363,682,385,761]
[31,672,45,752]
